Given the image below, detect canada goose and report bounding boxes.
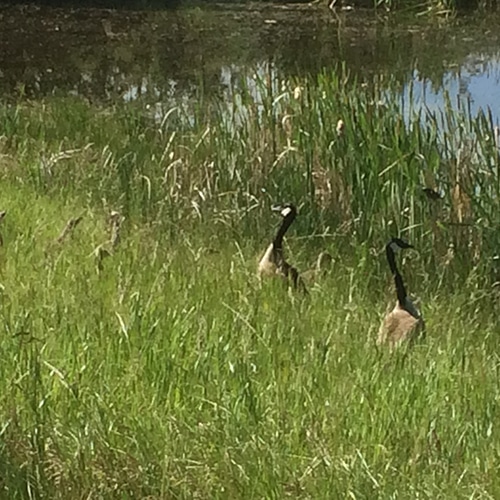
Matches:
[258,203,307,293]
[377,237,425,348]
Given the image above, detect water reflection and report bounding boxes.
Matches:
[403,53,500,123]
[1,3,500,122]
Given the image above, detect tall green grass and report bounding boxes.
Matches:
[1,67,500,498]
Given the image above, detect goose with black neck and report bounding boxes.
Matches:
[258,203,307,294]
[377,237,425,348]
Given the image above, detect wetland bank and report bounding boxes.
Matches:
[1,2,500,498]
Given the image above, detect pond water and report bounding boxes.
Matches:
[402,53,500,124]
[1,3,500,122]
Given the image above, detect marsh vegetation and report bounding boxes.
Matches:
[1,65,500,497]
[2,1,500,497]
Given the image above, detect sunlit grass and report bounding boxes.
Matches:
[1,67,500,498]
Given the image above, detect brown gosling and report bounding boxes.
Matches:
[93,210,123,273]
[377,237,425,349]
[56,215,83,245]
[258,203,307,294]
[302,251,333,284]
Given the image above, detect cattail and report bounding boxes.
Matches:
[293,86,302,100]
[336,119,345,136]
[109,211,122,250]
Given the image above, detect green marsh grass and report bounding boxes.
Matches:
[1,68,500,497]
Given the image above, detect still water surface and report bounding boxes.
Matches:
[1,3,500,121]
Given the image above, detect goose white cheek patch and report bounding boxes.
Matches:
[389,241,403,253]
[281,207,292,217]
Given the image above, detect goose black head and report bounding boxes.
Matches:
[271,203,297,219]
[388,237,414,253]
[422,187,442,201]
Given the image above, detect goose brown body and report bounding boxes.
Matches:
[377,238,425,348]
[378,302,424,348]
[258,204,307,293]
